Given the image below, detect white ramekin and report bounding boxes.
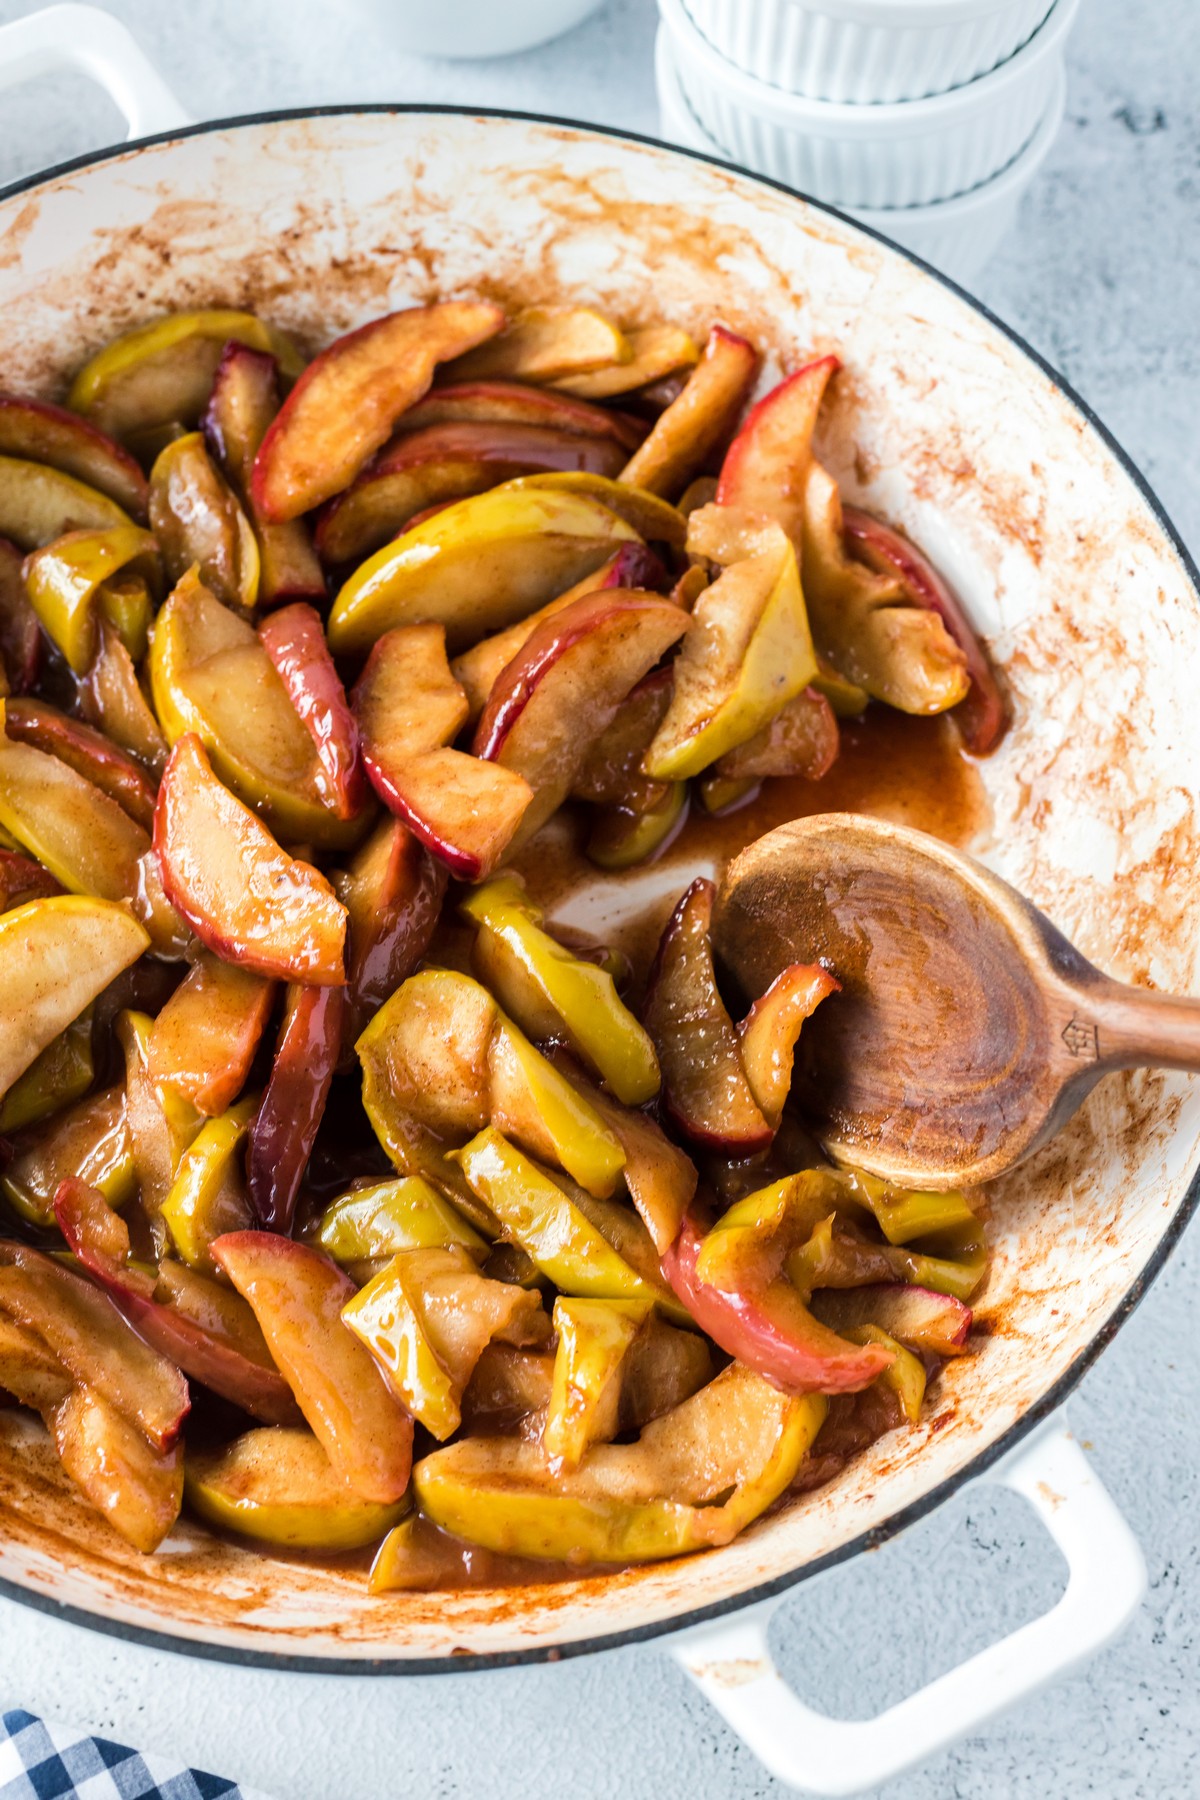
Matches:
[681,0,1057,103]
[658,0,1078,207]
[655,23,1067,285]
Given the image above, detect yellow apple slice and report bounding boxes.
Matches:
[0,456,131,548]
[186,1426,409,1551]
[23,525,160,673]
[554,324,699,400]
[0,896,147,1101]
[327,485,642,656]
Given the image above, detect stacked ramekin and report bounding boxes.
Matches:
[656,0,1082,281]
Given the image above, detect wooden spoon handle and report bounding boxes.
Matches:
[1077,979,1200,1074]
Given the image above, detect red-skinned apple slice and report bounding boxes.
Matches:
[737,963,840,1125]
[314,420,628,565]
[0,456,132,548]
[451,541,667,722]
[715,354,840,542]
[258,602,364,820]
[398,378,645,450]
[0,848,61,910]
[0,537,40,694]
[0,1240,190,1449]
[0,895,147,1101]
[715,686,839,783]
[253,301,506,522]
[202,342,327,606]
[353,622,469,776]
[154,734,347,984]
[370,748,533,883]
[572,665,675,811]
[0,395,149,519]
[53,1180,301,1426]
[211,1232,414,1503]
[3,698,158,829]
[619,326,759,499]
[0,726,153,907]
[148,951,275,1115]
[842,504,1008,754]
[811,1281,973,1356]
[332,816,447,1050]
[473,589,689,844]
[642,878,772,1154]
[662,1212,894,1395]
[247,983,344,1234]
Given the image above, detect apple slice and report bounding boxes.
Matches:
[49,1385,183,1553]
[0,896,146,1102]
[0,456,131,548]
[148,952,274,1115]
[474,589,689,844]
[154,734,347,984]
[1,1082,134,1226]
[843,504,1008,753]
[314,420,628,565]
[451,541,667,722]
[67,309,306,441]
[332,816,446,1049]
[811,1281,973,1356]
[186,1427,409,1550]
[737,963,840,1126]
[0,727,150,905]
[53,1178,300,1426]
[715,686,839,783]
[544,1295,652,1468]
[252,301,505,522]
[619,325,759,499]
[80,617,169,776]
[444,306,628,385]
[643,506,817,780]
[367,747,532,883]
[211,1232,414,1503]
[149,432,260,611]
[801,462,970,715]
[317,1176,489,1266]
[642,877,772,1153]
[247,983,343,1234]
[0,395,148,518]
[328,483,643,657]
[0,847,60,910]
[22,524,160,673]
[4,699,158,828]
[398,378,645,450]
[0,537,40,694]
[353,622,469,771]
[572,665,675,810]
[117,1009,204,1231]
[148,570,358,849]
[586,784,688,871]
[160,1098,256,1271]
[662,1209,893,1395]
[0,1241,190,1449]
[0,1009,93,1134]
[715,354,840,542]
[493,472,686,550]
[202,342,326,606]
[554,324,700,400]
[258,602,363,820]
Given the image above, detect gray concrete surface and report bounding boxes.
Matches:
[0,0,1196,1793]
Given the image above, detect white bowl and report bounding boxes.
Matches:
[658,0,1078,206]
[682,0,1056,103]
[365,0,603,58]
[656,22,1067,284]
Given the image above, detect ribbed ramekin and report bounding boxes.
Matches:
[658,0,1078,207]
[681,0,1056,103]
[655,24,1067,284]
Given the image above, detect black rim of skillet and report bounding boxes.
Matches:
[0,103,1197,1678]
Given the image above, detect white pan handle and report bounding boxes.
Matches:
[0,4,191,140]
[672,1417,1146,1796]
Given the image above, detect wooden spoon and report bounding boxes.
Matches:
[714,812,1200,1189]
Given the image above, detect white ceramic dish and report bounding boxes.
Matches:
[656,23,1066,283]
[659,0,1077,205]
[682,0,1056,103]
[0,6,1194,1794]
[351,0,603,59]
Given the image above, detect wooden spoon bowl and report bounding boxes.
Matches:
[715,813,1200,1188]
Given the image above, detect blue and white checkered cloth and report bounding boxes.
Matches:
[0,1711,275,1800]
